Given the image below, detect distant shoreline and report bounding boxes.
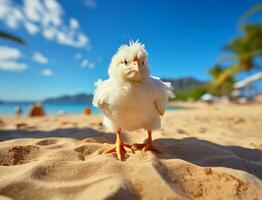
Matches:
[0,102,187,116]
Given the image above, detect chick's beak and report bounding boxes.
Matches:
[131,58,139,72]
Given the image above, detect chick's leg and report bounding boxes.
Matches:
[104,128,133,160]
[132,130,162,154]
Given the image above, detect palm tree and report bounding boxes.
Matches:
[209,65,234,96]
[0,30,26,45]
[215,23,262,85]
[209,64,224,79]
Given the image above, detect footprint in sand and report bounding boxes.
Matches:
[74,143,102,155]
[36,139,64,150]
[15,123,28,129]
[176,129,189,135]
[198,127,207,133]
[74,145,90,154]
[0,145,40,166]
[36,139,58,146]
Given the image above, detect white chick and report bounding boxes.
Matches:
[93,41,174,160]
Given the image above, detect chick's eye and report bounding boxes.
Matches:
[124,60,128,65]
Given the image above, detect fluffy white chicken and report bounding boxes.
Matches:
[93,41,174,160]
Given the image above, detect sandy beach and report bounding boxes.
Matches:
[0,103,262,199]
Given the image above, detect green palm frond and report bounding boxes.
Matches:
[217,54,238,62]
[0,30,26,45]
[240,3,262,21]
[209,65,224,79]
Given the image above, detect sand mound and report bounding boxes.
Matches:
[0,135,261,200]
[0,104,262,199]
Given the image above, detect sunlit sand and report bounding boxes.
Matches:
[0,103,261,199]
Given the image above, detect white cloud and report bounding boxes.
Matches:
[75,53,95,69]
[0,1,24,28]
[42,26,57,39]
[74,53,82,60]
[77,33,89,48]
[56,30,73,46]
[0,0,9,18]
[52,30,89,48]
[70,18,79,29]
[33,52,48,64]
[0,46,27,72]
[24,21,39,35]
[84,0,97,9]
[6,8,24,28]
[42,68,53,76]
[80,59,95,69]
[0,0,90,49]
[24,0,43,22]
[43,0,62,26]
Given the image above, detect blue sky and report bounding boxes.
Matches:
[0,0,261,101]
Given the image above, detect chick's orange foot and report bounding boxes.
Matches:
[132,130,162,154]
[104,128,134,161]
[104,143,134,161]
[132,141,162,154]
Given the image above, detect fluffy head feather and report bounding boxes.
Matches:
[108,40,149,83]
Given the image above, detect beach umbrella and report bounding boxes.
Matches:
[200,93,214,101]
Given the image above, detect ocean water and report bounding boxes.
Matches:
[0,102,184,116]
[0,102,100,116]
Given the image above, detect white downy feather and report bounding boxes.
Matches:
[93,76,174,131]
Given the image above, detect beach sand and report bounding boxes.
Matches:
[0,103,262,199]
